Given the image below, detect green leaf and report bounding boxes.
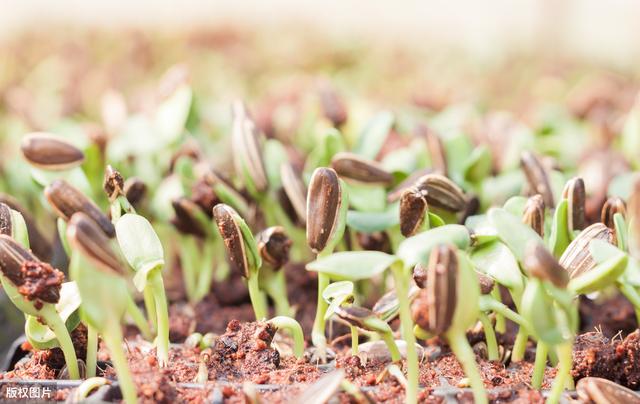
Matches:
[396,224,470,267]
[115,213,165,291]
[470,241,524,292]
[479,171,525,208]
[503,196,527,217]
[568,240,628,294]
[488,208,544,262]
[621,100,640,166]
[548,199,571,258]
[354,111,394,159]
[521,279,565,345]
[428,212,446,228]
[607,172,637,200]
[346,204,399,233]
[464,214,498,245]
[443,134,473,183]
[155,84,192,145]
[463,145,492,183]
[307,251,399,281]
[322,281,354,320]
[304,129,345,178]
[344,182,386,213]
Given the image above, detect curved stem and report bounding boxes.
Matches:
[479,295,532,331]
[381,331,402,363]
[264,269,292,317]
[447,331,487,404]
[150,270,169,366]
[531,340,548,389]
[490,287,506,333]
[125,294,152,341]
[547,342,573,404]
[391,264,418,404]
[247,275,267,320]
[143,288,157,334]
[511,330,528,363]
[413,325,433,341]
[268,316,304,359]
[86,324,98,378]
[43,306,80,380]
[478,313,499,361]
[194,241,215,303]
[103,323,137,404]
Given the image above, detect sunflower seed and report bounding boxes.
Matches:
[416,125,447,175]
[523,242,568,288]
[420,244,458,335]
[373,284,420,323]
[21,132,85,171]
[44,180,115,237]
[414,174,467,213]
[412,263,427,288]
[103,165,125,202]
[334,305,389,334]
[66,213,122,275]
[387,168,433,203]
[562,177,586,232]
[231,101,268,193]
[171,197,207,238]
[331,152,393,185]
[356,231,391,253]
[0,234,37,285]
[318,84,347,127]
[559,223,614,279]
[522,194,545,237]
[399,186,429,237]
[601,196,626,230]
[280,162,307,224]
[256,226,292,270]
[0,203,12,236]
[521,151,555,208]
[213,204,250,278]
[306,167,342,253]
[124,177,147,206]
[576,377,640,404]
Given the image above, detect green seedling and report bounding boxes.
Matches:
[256,226,293,316]
[268,316,305,358]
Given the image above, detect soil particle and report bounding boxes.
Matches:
[18,261,64,308]
[44,323,89,369]
[579,294,638,338]
[572,330,640,389]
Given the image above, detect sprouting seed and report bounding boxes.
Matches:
[576,377,640,403]
[44,180,115,237]
[559,223,614,279]
[66,213,122,275]
[414,174,467,213]
[213,204,250,278]
[123,177,147,206]
[334,305,377,330]
[523,242,569,288]
[231,101,268,193]
[21,132,85,171]
[521,151,554,209]
[412,263,427,288]
[256,226,292,270]
[0,234,37,286]
[522,194,545,237]
[601,197,626,230]
[171,197,207,238]
[280,162,307,224]
[0,203,12,236]
[562,177,586,232]
[399,186,429,237]
[331,152,393,185]
[387,168,433,203]
[423,244,458,334]
[306,167,342,253]
[103,165,125,202]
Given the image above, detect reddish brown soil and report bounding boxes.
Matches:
[18,261,64,308]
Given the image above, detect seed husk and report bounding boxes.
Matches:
[521,151,555,208]
[334,305,389,333]
[562,177,586,232]
[0,194,52,261]
[256,226,292,270]
[331,152,393,185]
[21,132,85,171]
[522,194,545,237]
[424,244,458,334]
[387,168,433,203]
[559,223,614,279]
[523,242,569,288]
[280,162,307,224]
[318,84,347,127]
[399,186,429,237]
[124,177,147,206]
[231,101,268,193]
[576,377,640,404]
[356,231,391,253]
[103,165,125,202]
[414,174,467,213]
[213,204,250,278]
[412,263,427,288]
[0,234,37,286]
[44,179,115,238]
[601,197,626,230]
[306,167,342,253]
[66,213,123,275]
[171,197,207,238]
[0,203,12,236]
[373,285,420,322]
[416,125,447,175]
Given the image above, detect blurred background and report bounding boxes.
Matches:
[2,0,640,358]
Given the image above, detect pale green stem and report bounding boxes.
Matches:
[125,294,152,340]
[381,331,402,363]
[509,288,528,363]
[42,305,80,379]
[180,237,198,303]
[194,242,215,303]
[478,313,500,361]
[268,316,304,358]
[75,377,109,400]
[350,326,359,356]
[143,288,157,334]
[311,272,330,361]
[619,283,640,324]
[490,287,506,333]
[265,269,292,317]
[531,340,548,389]
[247,274,268,320]
[391,264,418,404]
[86,324,98,378]
[547,342,573,404]
[149,270,169,366]
[479,295,532,331]
[447,331,487,404]
[103,322,137,404]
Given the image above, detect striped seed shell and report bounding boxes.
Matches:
[331,152,393,185]
[521,151,555,209]
[387,168,433,203]
[559,223,614,279]
[334,305,375,330]
[414,174,467,213]
[576,377,640,404]
[280,162,307,224]
[601,197,626,230]
[306,167,342,253]
[213,204,250,278]
[425,244,458,335]
[399,186,429,237]
[66,213,122,275]
[256,226,292,270]
[21,132,85,171]
[318,84,347,127]
[562,177,586,232]
[103,165,125,201]
[522,194,545,237]
[171,197,207,238]
[44,180,115,237]
[0,234,37,285]
[523,242,569,288]
[0,203,12,236]
[124,177,147,206]
[231,101,268,193]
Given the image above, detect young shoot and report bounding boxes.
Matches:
[256,226,293,316]
[267,316,305,358]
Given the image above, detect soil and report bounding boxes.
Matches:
[17,261,64,308]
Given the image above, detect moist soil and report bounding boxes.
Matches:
[2,272,639,403]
